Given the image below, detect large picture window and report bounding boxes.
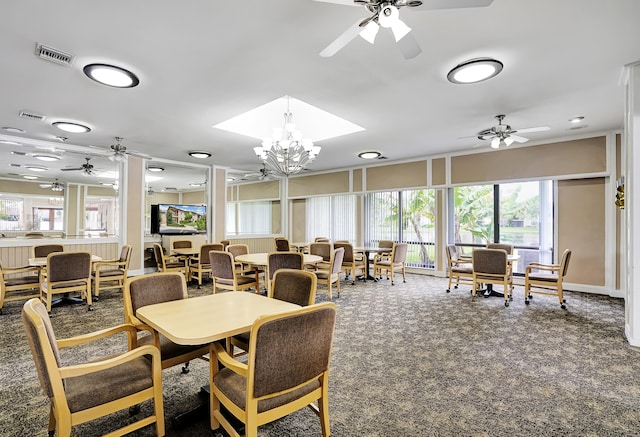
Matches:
[0,195,64,232]
[366,189,436,269]
[306,195,356,242]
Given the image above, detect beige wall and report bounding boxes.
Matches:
[182,190,205,204]
[288,171,350,197]
[366,161,428,190]
[432,158,446,186]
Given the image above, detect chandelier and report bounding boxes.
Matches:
[252,98,321,177]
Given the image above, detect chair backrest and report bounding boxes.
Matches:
[274,237,291,252]
[270,269,317,306]
[172,240,192,250]
[47,252,91,282]
[446,244,457,263]
[267,252,304,280]
[22,298,61,399]
[379,240,394,249]
[226,244,249,260]
[334,242,355,263]
[124,272,187,317]
[392,243,408,263]
[209,250,236,280]
[487,243,513,255]
[309,242,332,262]
[152,243,165,266]
[314,237,330,242]
[560,249,572,277]
[220,240,230,249]
[33,244,64,258]
[249,302,337,399]
[119,244,133,266]
[199,243,224,263]
[25,232,45,239]
[331,247,345,275]
[472,248,507,275]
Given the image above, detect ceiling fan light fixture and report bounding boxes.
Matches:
[147,166,165,172]
[25,165,48,172]
[358,151,382,159]
[21,174,39,180]
[447,58,503,84]
[52,121,91,133]
[188,151,211,159]
[490,137,501,149]
[359,21,379,44]
[378,4,400,28]
[390,19,411,42]
[83,63,140,88]
[503,137,514,146]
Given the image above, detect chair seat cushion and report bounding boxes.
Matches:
[138,332,206,361]
[65,355,152,413]
[452,265,473,274]
[165,261,185,268]
[47,280,88,289]
[528,272,558,282]
[215,367,320,413]
[93,269,125,278]
[215,276,256,286]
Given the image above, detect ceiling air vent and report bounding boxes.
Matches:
[34,43,74,66]
[19,110,46,121]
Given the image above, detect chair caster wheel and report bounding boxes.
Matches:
[525,300,530,305]
[454,285,459,289]
[562,299,567,303]
[446,289,451,293]
[93,295,99,301]
[181,365,190,374]
[561,304,567,310]
[504,301,509,307]
[88,305,94,311]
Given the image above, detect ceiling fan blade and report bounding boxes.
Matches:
[312,0,359,6]
[319,19,363,57]
[396,32,422,59]
[509,134,529,143]
[61,167,83,171]
[414,0,493,10]
[515,126,551,134]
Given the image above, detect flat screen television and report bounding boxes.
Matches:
[151,204,207,235]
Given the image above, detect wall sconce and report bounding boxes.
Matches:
[615,177,625,210]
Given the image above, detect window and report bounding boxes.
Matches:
[366,189,436,269]
[0,195,64,232]
[306,195,356,242]
[85,197,118,235]
[226,201,273,236]
[449,181,553,273]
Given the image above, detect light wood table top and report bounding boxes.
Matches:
[171,248,199,256]
[235,252,323,266]
[28,254,102,267]
[136,292,300,346]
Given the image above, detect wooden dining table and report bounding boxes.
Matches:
[355,246,391,280]
[234,252,322,267]
[28,254,103,267]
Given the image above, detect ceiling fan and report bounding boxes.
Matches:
[39,179,64,191]
[238,164,274,182]
[61,157,95,176]
[476,114,551,149]
[108,137,150,161]
[316,0,494,60]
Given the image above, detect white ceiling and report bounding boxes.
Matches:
[0,0,639,190]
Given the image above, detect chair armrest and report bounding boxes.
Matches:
[59,344,161,379]
[94,260,125,271]
[525,263,561,274]
[211,342,248,377]
[2,266,40,275]
[57,323,141,349]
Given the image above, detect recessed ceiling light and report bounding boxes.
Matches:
[358,151,382,159]
[165,187,177,191]
[147,166,165,172]
[189,183,205,187]
[21,174,39,180]
[569,116,585,123]
[25,165,48,172]
[33,154,60,162]
[188,151,211,159]
[52,121,91,133]
[227,177,236,182]
[0,140,22,146]
[83,63,140,88]
[3,127,25,133]
[447,58,503,84]
[100,182,114,186]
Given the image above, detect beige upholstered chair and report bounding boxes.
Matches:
[209,250,260,293]
[445,244,474,293]
[525,249,572,309]
[0,261,40,314]
[314,237,330,242]
[124,272,209,372]
[40,252,92,312]
[226,243,258,276]
[92,244,132,299]
[373,243,408,285]
[487,242,515,275]
[152,243,186,275]
[229,269,317,355]
[220,240,230,250]
[266,252,304,294]
[307,242,332,270]
[188,243,224,287]
[334,242,365,285]
[472,248,513,307]
[315,247,345,300]
[22,298,165,437]
[210,302,337,437]
[32,244,64,258]
[274,237,291,252]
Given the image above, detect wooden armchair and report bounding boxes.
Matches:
[334,242,365,284]
[472,248,513,307]
[188,243,224,286]
[209,250,260,293]
[525,249,572,309]
[210,302,337,437]
[315,247,345,300]
[445,244,474,293]
[124,272,209,372]
[266,252,304,295]
[373,243,408,285]
[274,237,291,251]
[0,261,40,314]
[92,244,132,299]
[152,243,186,275]
[40,252,92,312]
[22,298,165,437]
